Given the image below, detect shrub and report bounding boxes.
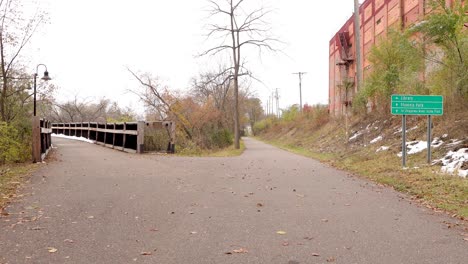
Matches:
[0,122,31,164]
[253,118,274,134]
[282,105,299,122]
[210,128,233,149]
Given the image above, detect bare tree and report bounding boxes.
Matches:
[202,0,278,149]
[191,66,232,112]
[128,69,194,140]
[43,95,136,123]
[0,0,46,122]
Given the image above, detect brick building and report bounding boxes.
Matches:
[328,0,458,115]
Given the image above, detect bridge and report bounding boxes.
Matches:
[1,127,467,263]
[31,118,176,162]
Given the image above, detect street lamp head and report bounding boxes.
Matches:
[41,71,51,81]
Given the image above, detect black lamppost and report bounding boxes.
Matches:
[33,64,51,116]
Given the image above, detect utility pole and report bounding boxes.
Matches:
[266,99,270,116]
[275,88,280,118]
[354,0,363,90]
[271,92,275,117]
[292,72,306,112]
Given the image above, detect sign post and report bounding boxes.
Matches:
[402,115,407,167]
[427,115,432,164]
[391,95,443,167]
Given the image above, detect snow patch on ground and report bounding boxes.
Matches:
[393,125,419,135]
[434,148,468,178]
[52,133,95,144]
[370,136,383,144]
[447,139,464,147]
[349,122,381,142]
[407,141,428,155]
[431,137,444,148]
[397,139,444,157]
[376,146,390,152]
[348,131,363,141]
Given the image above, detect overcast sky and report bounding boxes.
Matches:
[27,0,359,114]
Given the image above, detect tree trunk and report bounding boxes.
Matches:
[233,76,240,149]
[230,1,240,149]
[0,32,7,122]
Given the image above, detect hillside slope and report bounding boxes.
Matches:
[257,111,468,218]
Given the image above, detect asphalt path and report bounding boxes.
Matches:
[0,137,466,264]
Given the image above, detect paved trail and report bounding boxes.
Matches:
[1,137,466,264]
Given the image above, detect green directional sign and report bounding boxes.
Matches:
[391,95,443,116]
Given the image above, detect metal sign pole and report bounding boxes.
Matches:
[402,115,407,168]
[427,115,432,164]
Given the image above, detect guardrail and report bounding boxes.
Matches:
[32,117,52,162]
[51,121,176,154]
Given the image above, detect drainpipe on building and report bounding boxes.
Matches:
[353,0,363,91]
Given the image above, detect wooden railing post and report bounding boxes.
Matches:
[171,122,176,153]
[32,116,41,163]
[137,121,145,153]
[122,122,127,151]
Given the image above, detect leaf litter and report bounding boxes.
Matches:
[47,247,58,253]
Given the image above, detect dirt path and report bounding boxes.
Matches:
[0,137,466,264]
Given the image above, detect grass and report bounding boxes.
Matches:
[176,140,245,157]
[257,118,468,219]
[0,163,37,210]
[208,140,246,157]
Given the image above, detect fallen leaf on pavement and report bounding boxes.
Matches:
[312,253,320,257]
[276,231,287,235]
[232,248,248,253]
[141,252,152,256]
[47,247,58,253]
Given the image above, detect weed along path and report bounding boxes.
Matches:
[0,137,466,264]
